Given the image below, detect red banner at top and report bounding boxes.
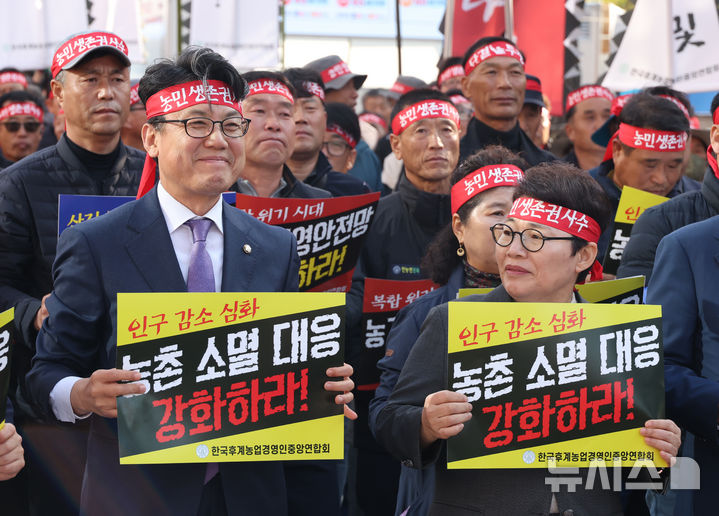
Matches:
[362,278,439,313]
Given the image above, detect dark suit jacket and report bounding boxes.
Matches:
[27,188,302,516]
[374,286,623,515]
[648,216,719,515]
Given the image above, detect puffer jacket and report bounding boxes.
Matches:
[617,166,719,282]
[0,134,144,418]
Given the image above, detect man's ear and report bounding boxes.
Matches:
[141,123,159,157]
[390,133,402,160]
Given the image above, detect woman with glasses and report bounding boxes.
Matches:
[369,145,526,515]
[373,161,681,515]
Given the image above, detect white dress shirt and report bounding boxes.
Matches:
[50,183,225,422]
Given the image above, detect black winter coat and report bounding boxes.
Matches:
[617,167,719,282]
[0,135,144,417]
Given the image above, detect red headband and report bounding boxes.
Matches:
[302,81,325,101]
[565,85,614,111]
[359,112,388,131]
[145,80,240,119]
[327,123,357,148]
[137,80,241,200]
[658,95,690,121]
[438,65,465,86]
[451,164,524,214]
[246,79,294,104]
[52,32,129,79]
[610,94,633,117]
[509,197,601,243]
[449,94,470,106]
[713,106,719,125]
[0,72,26,87]
[320,61,351,84]
[391,100,460,135]
[617,123,686,152]
[0,102,43,123]
[130,83,140,106]
[465,42,524,76]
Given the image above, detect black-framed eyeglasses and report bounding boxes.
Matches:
[155,116,251,138]
[490,223,578,252]
[322,140,350,157]
[1,121,42,133]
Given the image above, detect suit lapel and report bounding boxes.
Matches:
[125,188,186,292]
[221,204,259,292]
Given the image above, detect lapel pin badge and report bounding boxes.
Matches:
[243,244,252,255]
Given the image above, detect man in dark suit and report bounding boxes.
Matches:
[27,46,354,516]
[648,216,719,515]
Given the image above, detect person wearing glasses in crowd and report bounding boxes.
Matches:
[0,90,45,169]
[323,102,360,174]
[373,162,681,515]
[368,146,526,516]
[0,30,144,516]
[120,80,146,151]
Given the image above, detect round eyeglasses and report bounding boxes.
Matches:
[490,223,579,252]
[322,140,351,157]
[155,116,251,138]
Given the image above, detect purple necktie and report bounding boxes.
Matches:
[184,218,219,483]
[184,218,215,293]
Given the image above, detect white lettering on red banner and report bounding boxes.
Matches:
[246,79,294,104]
[438,65,465,86]
[145,80,240,119]
[52,32,128,78]
[565,86,614,111]
[302,81,325,101]
[617,123,687,152]
[0,72,26,86]
[0,102,43,123]
[509,197,601,243]
[327,123,357,148]
[391,100,460,135]
[320,62,351,84]
[451,165,524,214]
[465,42,524,76]
[130,83,140,106]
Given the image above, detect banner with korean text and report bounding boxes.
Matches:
[602,187,668,276]
[232,192,380,292]
[0,308,13,427]
[357,278,438,391]
[446,302,664,469]
[116,292,345,464]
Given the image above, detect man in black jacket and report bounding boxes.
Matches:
[283,68,370,197]
[588,92,700,263]
[0,31,144,515]
[458,36,555,165]
[618,92,719,281]
[233,71,330,199]
[347,88,460,515]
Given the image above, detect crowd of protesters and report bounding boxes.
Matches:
[0,27,715,516]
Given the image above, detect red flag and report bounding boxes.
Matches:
[447,0,566,116]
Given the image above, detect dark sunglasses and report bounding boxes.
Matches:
[2,121,42,133]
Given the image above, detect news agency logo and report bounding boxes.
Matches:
[543,456,700,491]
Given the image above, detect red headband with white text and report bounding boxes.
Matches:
[359,112,387,131]
[51,32,128,79]
[464,42,524,76]
[302,81,325,101]
[327,123,357,148]
[617,123,686,152]
[130,83,140,106]
[391,100,460,135]
[451,164,524,214]
[138,79,241,200]
[246,79,294,104]
[145,80,241,119]
[0,72,27,87]
[0,102,43,123]
[509,197,601,243]
[565,85,614,111]
[438,65,465,86]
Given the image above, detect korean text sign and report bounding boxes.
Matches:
[446,302,664,469]
[357,278,437,389]
[232,192,380,292]
[0,308,13,427]
[116,292,345,464]
[602,186,668,275]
